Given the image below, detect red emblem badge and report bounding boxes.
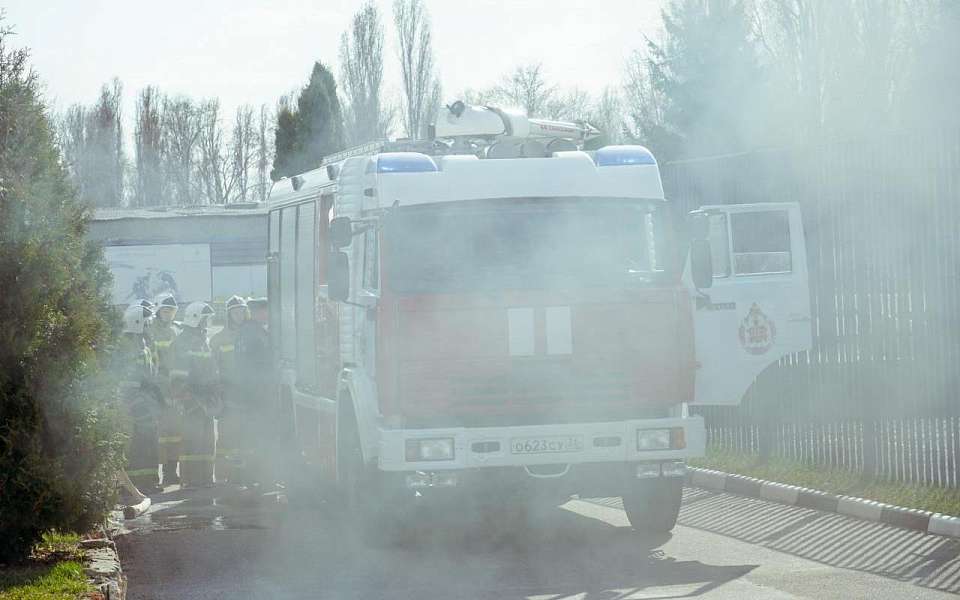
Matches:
[739,303,776,355]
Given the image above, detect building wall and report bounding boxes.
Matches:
[88,212,268,304]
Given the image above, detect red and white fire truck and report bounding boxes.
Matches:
[266,102,812,535]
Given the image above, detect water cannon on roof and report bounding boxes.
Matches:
[315,101,603,167]
[433,101,601,158]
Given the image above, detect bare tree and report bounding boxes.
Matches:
[393,0,440,138]
[490,63,556,117]
[68,79,125,207]
[753,0,909,141]
[134,86,164,207]
[544,87,591,121]
[460,87,494,106]
[161,96,200,205]
[57,104,87,198]
[230,104,256,202]
[196,99,231,204]
[588,86,624,145]
[340,1,392,144]
[623,50,665,135]
[254,103,273,203]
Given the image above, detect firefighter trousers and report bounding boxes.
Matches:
[158,403,182,485]
[180,405,215,488]
[215,408,248,484]
[123,385,160,491]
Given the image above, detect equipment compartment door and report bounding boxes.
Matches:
[684,202,812,405]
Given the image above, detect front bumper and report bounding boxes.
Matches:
[378,416,705,472]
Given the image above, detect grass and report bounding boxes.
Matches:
[0,532,91,600]
[691,449,960,517]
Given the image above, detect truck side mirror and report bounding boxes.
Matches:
[690,239,714,289]
[328,251,350,301]
[330,217,353,249]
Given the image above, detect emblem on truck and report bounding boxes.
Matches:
[739,303,776,355]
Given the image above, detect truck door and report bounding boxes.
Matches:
[683,202,812,405]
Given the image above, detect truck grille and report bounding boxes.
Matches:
[398,361,672,428]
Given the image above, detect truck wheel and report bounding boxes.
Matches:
[338,410,402,546]
[622,477,683,533]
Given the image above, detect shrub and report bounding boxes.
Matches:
[0,22,123,562]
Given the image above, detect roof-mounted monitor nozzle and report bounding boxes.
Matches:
[433,101,601,158]
[314,101,603,165]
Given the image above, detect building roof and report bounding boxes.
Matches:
[92,203,268,221]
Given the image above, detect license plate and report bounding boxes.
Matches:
[510,436,584,455]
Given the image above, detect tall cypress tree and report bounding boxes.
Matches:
[271,62,345,180]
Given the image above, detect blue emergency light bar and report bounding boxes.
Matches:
[594,145,657,167]
[376,152,439,173]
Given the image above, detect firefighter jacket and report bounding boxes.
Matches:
[235,320,272,408]
[169,326,219,416]
[210,324,241,388]
[115,333,156,386]
[114,333,163,422]
[150,319,179,397]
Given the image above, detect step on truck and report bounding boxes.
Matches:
[266,102,813,536]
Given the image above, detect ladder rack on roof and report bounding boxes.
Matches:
[321,139,443,165]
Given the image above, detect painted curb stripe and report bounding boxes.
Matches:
[928,514,960,537]
[837,496,885,521]
[760,482,800,505]
[687,467,957,538]
[881,507,932,531]
[796,489,841,513]
[725,475,764,497]
[691,469,727,491]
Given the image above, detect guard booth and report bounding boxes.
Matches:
[87,203,268,308]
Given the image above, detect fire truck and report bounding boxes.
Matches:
[266,102,812,536]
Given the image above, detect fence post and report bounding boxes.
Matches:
[861,419,877,478]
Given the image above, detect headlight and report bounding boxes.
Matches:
[405,438,455,461]
[637,429,671,451]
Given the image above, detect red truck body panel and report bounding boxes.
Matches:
[377,288,695,427]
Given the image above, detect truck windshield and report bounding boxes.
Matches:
[382,198,671,294]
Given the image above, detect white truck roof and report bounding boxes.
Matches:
[371,147,664,211]
[268,145,665,211]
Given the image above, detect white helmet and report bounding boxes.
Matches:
[182,301,215,329]
[122,304,154,334]
[154,293,179,311]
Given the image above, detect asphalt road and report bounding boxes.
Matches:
[117,485,960,599]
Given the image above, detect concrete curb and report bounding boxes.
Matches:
[81,529,126,599]
[686,467,958,539]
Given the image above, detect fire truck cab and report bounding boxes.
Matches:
[266,103,812,537]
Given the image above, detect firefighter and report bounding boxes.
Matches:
[170,301,219,489]
[235,297,273,485]
[118,303,162,494]
[210,295,249,483]
[151,293,182,487]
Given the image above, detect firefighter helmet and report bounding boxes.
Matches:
[135,298,155,312]
[246,296,268,309]
[154,293,178,310]
[225,295,247,311]
[182,301,215,329]
[122,303,154,334]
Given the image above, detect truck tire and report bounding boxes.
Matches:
[337,408,403,546]
[622,477,683,533]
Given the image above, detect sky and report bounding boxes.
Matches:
[2,0,663,124]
